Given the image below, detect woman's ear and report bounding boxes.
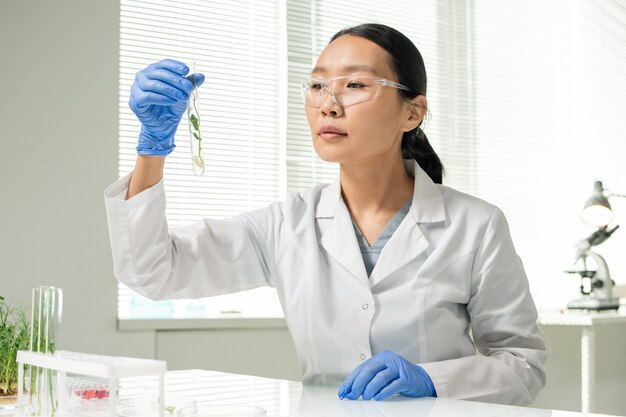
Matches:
[401,95,427,132]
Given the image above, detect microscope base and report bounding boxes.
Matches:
[567,297,620,311]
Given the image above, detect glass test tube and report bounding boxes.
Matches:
[187,62,205,176]
[28,286,63,417]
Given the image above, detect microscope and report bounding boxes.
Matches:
[566,225,621,311]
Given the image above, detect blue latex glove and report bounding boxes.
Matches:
[338,350,436,401]
[129,59,205,156]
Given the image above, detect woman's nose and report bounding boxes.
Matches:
[319,90,343,117]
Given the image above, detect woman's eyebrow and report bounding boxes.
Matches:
[311,65,381,75]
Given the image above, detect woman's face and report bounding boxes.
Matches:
[305,35,422,165]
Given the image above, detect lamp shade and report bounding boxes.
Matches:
[580,181,613,227]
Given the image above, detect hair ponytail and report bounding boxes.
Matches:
[331,23,445,184]
[401,126,444,184]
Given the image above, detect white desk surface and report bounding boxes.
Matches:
[163,370,624,417]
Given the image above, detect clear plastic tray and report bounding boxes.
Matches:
[16,350,166,417]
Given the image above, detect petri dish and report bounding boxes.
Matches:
[116,396,158,417]
[117,405,159,417]
[164,396,197,415]
[116,395,197,416]
[178,405,266,417]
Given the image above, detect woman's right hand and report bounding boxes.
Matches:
[129,59,205,156]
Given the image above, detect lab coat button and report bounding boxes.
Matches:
[360,353,367,360]
[362,303,369,310]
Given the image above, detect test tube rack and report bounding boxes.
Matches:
[16,350,167,417]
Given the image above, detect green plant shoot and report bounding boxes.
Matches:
[0,295,30,397]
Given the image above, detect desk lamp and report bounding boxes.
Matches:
[580,181,626,227]
[567,181,623,310]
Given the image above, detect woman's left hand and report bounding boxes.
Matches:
[338,350,436,401]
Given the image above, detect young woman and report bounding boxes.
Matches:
[105,23,549,405]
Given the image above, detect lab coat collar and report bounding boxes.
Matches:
[405,159,446,224]
[315,160,446,288]
[314,160,445,224]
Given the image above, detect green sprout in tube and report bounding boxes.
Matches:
[187,63,205,176]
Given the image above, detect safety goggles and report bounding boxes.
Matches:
[300,75,412,108]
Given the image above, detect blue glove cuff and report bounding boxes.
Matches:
[136,126,177,156]
[415,365,437,397]
[136,145,175,156]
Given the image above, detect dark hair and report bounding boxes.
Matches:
[330,23,444,184]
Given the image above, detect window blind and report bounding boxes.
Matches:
[118,0,284,319]
[467,0,626,308]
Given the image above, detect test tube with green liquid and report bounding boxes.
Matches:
[186,62,205,176]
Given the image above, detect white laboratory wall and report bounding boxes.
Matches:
[0,0,153,358]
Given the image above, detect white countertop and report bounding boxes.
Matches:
[162,370,624,417]
[2,369,621,416]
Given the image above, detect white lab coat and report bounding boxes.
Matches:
[104,160,549,406]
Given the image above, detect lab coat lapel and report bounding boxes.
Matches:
[369,161,446,287]
[316,179,370,288]
[368,216,429,287]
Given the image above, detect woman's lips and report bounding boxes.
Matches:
[318,125,347,140]
[319,132,347,140]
